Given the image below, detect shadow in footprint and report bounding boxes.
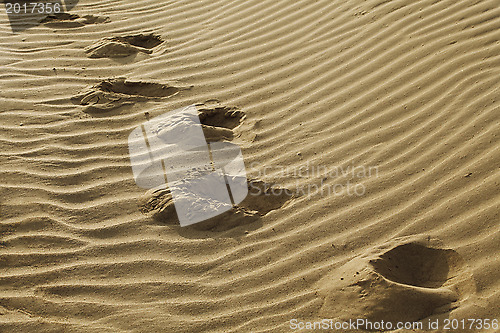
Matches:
[317,237,476,330]
[71,78,182,114]
[193,101,245,142]
[370,243,462,288]
[40,12,109,28]
[136,103,291,236]
[96,79,178,97]
[240,179,294,215]
[85,34,164,58]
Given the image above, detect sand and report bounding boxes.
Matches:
[0,0,499,332]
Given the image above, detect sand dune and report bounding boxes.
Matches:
[0,0,499,332]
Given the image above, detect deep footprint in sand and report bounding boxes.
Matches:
[194,102,245,142]
[317,237,476,329]
[85,34,164,58]
[71,78,182,113]
[40,13,109,28]
[139,178,293,232]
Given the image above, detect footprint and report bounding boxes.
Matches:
[139,185,259,232]
[40,13,109,28]
[317,237,476,328]
[140,188,177,222]
[370,243,465,288]
[240,179,294,215]
[200,125,234,142]
[71,78,181,113]
[194,101,246,142]
[95,79,178,97]
[3,235,86,251]
[85,34,164,58]
[196,101,245,129]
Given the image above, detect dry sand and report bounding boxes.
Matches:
[0,0,499,332]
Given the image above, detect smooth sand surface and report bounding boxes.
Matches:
[1,0,499,332]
